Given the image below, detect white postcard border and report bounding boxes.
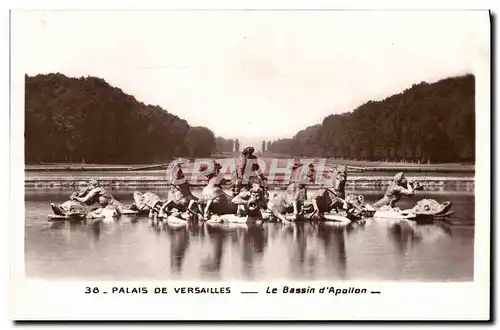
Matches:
[8,6,492,321]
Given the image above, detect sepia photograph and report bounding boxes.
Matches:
[10,7,491,321]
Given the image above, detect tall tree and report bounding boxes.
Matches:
[25,73,222,164]
[234,139,240,153]
[215,137,236,153]
[269,74,475,163]
[185,126,216,157]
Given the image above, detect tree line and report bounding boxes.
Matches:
[260,140,272,153]
[268,74,475,163]
[25,73,475,165]
[25,73,239,164]
[215,137,240,154]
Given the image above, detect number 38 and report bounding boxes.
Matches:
[85,287,99,294]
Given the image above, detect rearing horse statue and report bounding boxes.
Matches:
[200,160,238,220]
[160,162,202,218]
[308,164,348,218]
[269,161,316,221]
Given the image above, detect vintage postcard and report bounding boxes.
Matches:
[10,8,491,321]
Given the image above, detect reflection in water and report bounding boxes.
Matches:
[38,216,460,281]
[388,221,422,254]
[26,191,474,281]
[87,223,101,243]
[154,221,372,279]
[201,226,226,275]
[294,223,312,274]
[196,223,269,278]
[47,220,102,243]
[316,223,348,279]
[387,220,453,255]
[345,219,367,236]
[166,226,190,275]
[241,224,267,278]
[125,218,457,280]
[281,224,304,275]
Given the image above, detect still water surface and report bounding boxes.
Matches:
[25,189,475,282]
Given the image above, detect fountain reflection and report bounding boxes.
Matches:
[43,213,453,280]
[315,222,347,279]
[196,222,269,278]
[165,225,191,275]
[240,224,267,278]
[200,225,227,275]
[48,219,102,243]
[190,220,372,279]
[387,220,453,255]
[86,222,101,243]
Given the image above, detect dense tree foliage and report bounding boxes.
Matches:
[268,138,294,155]
[25,73,223,164]
[234,139,240,153]
[184,126,216,157]
[215,137,234,153]
[269,74,475,163]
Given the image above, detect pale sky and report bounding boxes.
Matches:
[13,10,486,147]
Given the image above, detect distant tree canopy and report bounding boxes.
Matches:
[269,74,475,163]
[185,126,216,157]
[215,137,234,153]
[234,139,240,153]
[26,73,475,164]
[25,73,229,164]
[268,138,294,155]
